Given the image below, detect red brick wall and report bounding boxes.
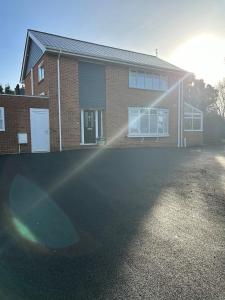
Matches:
[24,54,60,151]
[0,95,48,154]
[24,55,46,96]
[44,54,60,151]
[105,64,180,147]
[23,53,203,150]
[58,56,80,149]
[24,72,31,95]
[24,53,81,151]
[183,131,204,147]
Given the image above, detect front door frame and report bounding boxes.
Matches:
[80,109,103,145]
[30,108,50,153]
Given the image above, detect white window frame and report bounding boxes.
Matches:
[184,103,203,132]
[128,107,169,137]
[0,107,5,131]
[38,61,44,82]
[129,70,168,91]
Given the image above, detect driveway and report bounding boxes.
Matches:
[0,147,225,299]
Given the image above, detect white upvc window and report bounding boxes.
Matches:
[184,103,203,131]
[0,107,5,131]
[129,70,168,91]
[128,107,169,137]
[38,61,44,82]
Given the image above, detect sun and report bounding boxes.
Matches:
[169,34,225,86]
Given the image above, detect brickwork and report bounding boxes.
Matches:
[0,95,48,154]
[22,53,203,152]
[183,131,204,147]
[59,56,80,149]
[105,64,180,147]
[24,55,46,96]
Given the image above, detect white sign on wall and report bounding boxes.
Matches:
[18,133,28,144]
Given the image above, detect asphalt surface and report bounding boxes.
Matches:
[0,147,225,299]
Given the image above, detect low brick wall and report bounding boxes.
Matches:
[183,131,204,147]
[0,95,48,154]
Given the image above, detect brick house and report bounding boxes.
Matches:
[0,30,203,154]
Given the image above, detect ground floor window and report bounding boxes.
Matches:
[80,109,103,144]
[0,107,5,131]
[184,103,203,131]
[128,107,169,137]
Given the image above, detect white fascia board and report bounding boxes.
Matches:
[28,31,46,52]
[20,32,30,82]
[20,31,46,82]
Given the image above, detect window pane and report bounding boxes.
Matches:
[160,111,168,134]
[159,76,168,91]
[129,71,136,88]
[145,74,153,90]
[38,65,44,81]
[184,118,192,130]
[158,112,165,134]
[184,104,193,113]
[129,109,139,134]
[192,107,201,114]
[137,72,145,89]
[150,114,157,134]
[0,108,4,130]
[152,75,160,90]
[140,109,149,134]
[150,109,157,115]
[193,118,201,130]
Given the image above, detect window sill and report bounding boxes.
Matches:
[184,130,203,132]
[80,143,97,145]
[128,86,167,92]
[127,134,170,138]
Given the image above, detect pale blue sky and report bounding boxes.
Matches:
[0,0,225,88]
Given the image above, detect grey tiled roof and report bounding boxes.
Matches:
[29,30,184,72]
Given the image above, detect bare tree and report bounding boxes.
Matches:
[216,78,225,118]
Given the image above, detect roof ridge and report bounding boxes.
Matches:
[28,29,160,59]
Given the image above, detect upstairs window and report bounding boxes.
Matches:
[38,61,44,82]
[184,103,203,131]
[129,70,168,91]
[0,107,5,131]
[128,107,169,137]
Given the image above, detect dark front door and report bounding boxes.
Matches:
[84,110,96,143]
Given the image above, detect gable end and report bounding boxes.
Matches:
[25,39,44,77]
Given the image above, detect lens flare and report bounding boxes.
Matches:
[12,217,38,243]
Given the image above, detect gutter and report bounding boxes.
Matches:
[57,49,62,152]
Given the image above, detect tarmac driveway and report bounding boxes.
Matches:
[0,146,225,299]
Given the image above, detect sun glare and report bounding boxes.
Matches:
[169,34,225,86]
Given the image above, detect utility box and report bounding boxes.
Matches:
[18,133,28,144]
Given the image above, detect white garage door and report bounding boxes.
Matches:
[30,108,50,153]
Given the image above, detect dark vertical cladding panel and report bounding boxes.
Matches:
[25,39,43,76]
[79,61,106,109]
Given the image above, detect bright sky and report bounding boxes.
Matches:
[0,0,225,88]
